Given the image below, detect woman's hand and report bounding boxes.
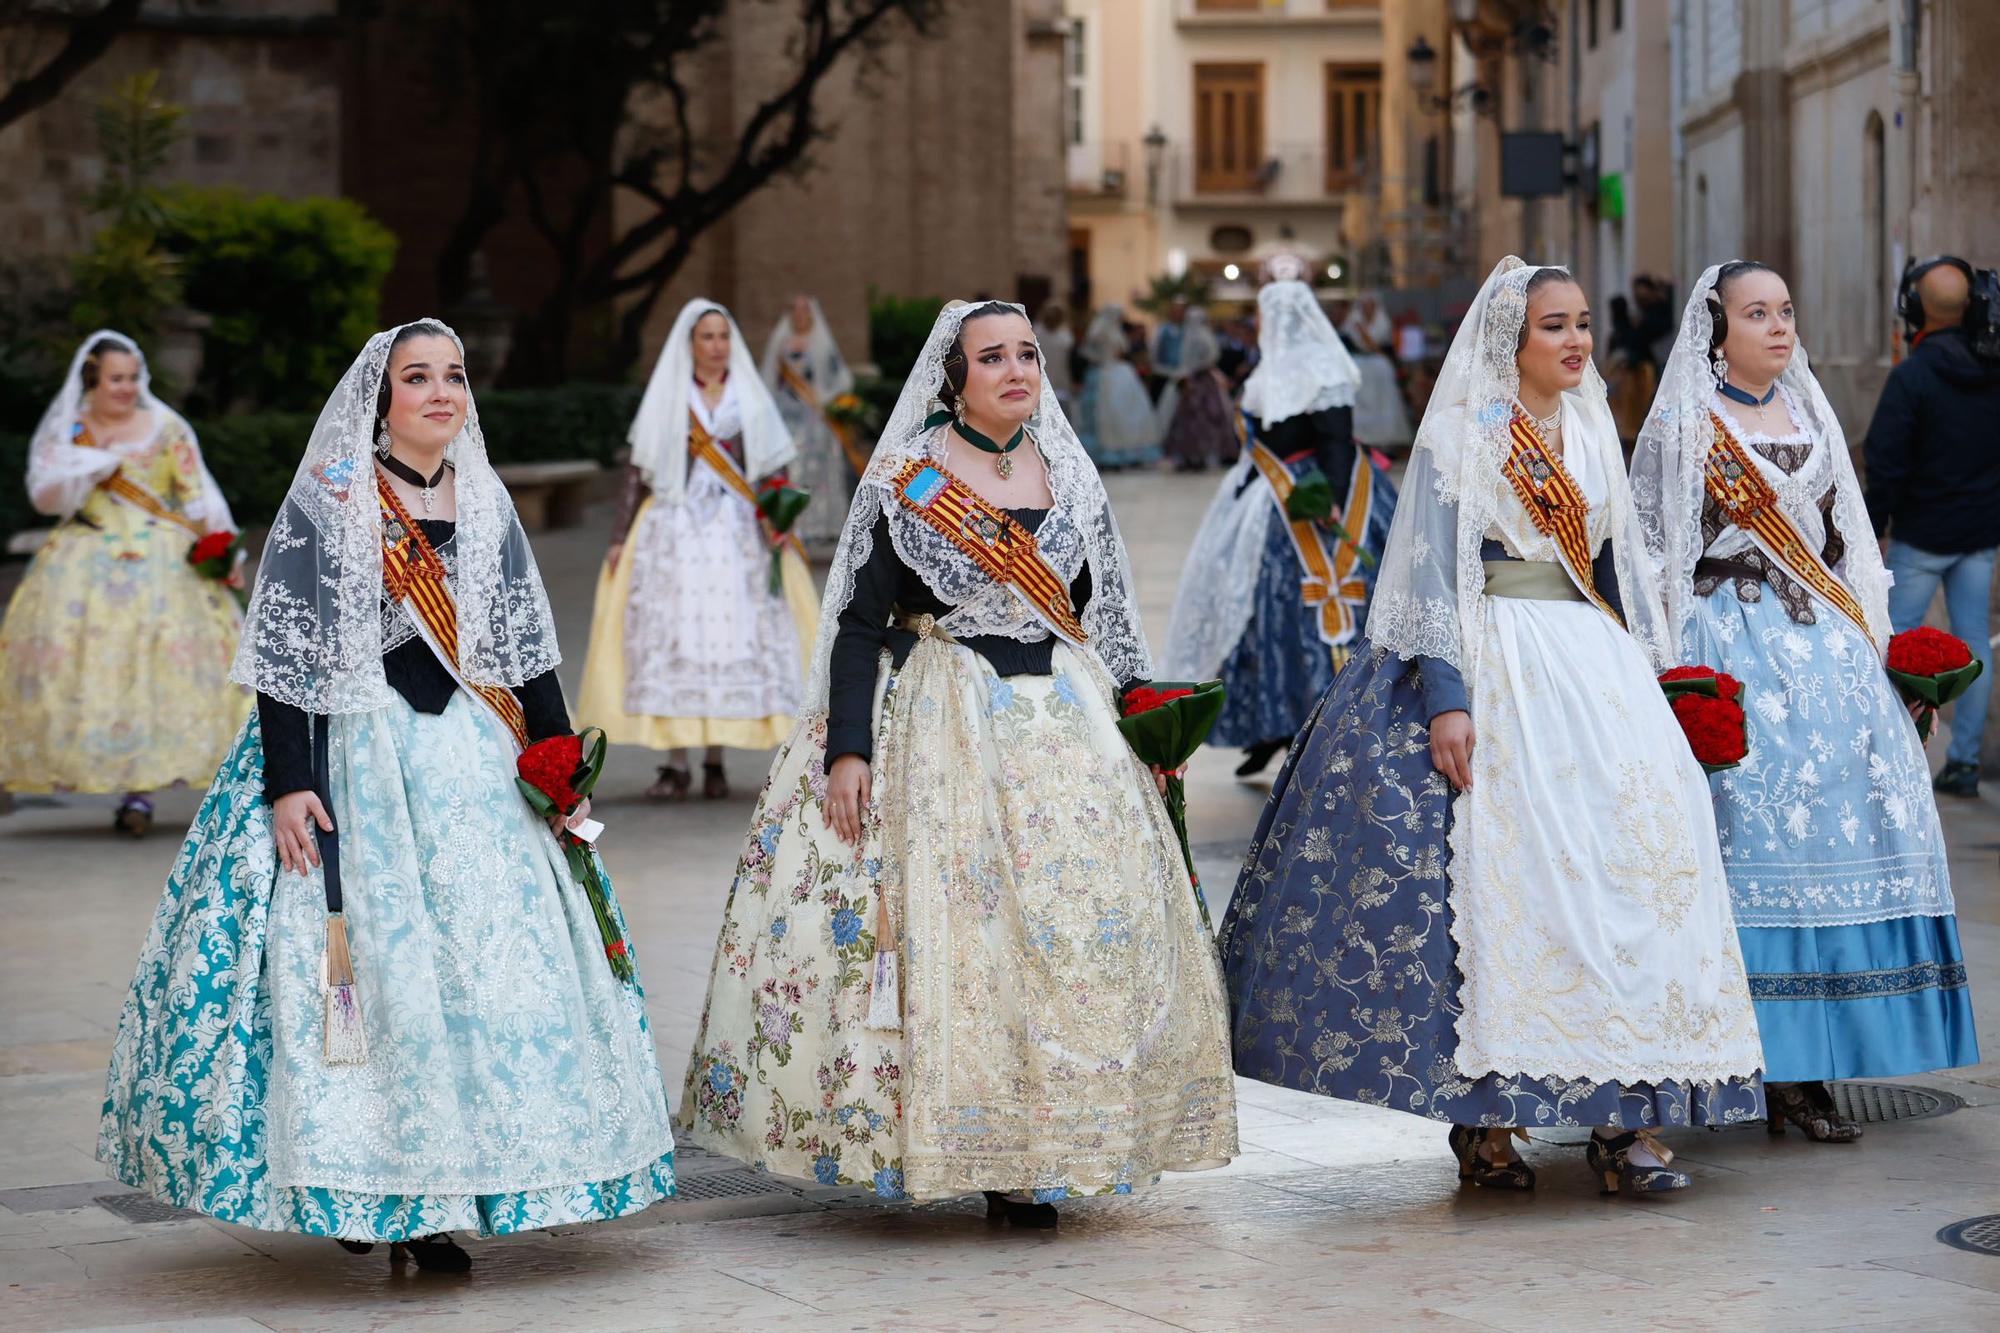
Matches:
[823,754,872,845]
[272,790,333,876]
[552,796,592,837]
[1429,709,1476,791]
[606,541,625,573]
[1150,763,1183,796]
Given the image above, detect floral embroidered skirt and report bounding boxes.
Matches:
[99,700,676,1240]
[1684,586,1978,1081]
[1161,371,1239,468]
[677,642,1238,1201]
[1210,462,1396,750]
[0,506,246,793]
[1218,641,1767,1129]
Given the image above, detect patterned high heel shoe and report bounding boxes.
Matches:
[336,1233,473,1272]
[1765,1081,1862,1143]
[1447,1125,1536,1190]
[1587,1129,1690,1196]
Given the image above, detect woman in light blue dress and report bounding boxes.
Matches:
[98,321,676,1270]
[1633,262,1978,1140]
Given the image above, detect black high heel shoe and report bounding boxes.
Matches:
[1233,738,1288,778]
[394,1233,472,1272]
[1587,1129,1690,1196]
[982,1190,1059,1229]
[1765,1081,1862,1143]
[1446,1125,1536,1190]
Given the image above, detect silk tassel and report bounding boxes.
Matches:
[864,888,901,1032]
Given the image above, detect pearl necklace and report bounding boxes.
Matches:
[1518,398,1562,439]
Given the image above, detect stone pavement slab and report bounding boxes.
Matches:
[2,470,1997,1331]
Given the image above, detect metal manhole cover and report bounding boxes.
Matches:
[1830,1081,1962,1124]
[1938,1214,2000,1256]
[94,1193,200,1224]
[671,1169,797,1202]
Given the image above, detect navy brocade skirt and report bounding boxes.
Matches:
[1215,644,1766,1129]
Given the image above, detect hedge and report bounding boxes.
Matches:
[1,383,644,552]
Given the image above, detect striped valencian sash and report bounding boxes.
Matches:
[74,423,201,536]
[782,362,872,476]
[1498,412,1622,623]
[886,457,1089,645]
[1246,442,1373,663]
[687,413,805,559]
[376,475,529,750]
[1703,412,1871,637]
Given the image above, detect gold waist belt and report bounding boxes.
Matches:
[1481,559,1586,602]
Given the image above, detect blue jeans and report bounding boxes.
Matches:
[1885,541,1996,767]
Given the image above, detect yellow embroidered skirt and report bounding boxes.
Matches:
[0,504,245,793]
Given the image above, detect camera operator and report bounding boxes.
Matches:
[1865,256,2000,797]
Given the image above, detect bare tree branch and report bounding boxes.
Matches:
[0,0,143,133]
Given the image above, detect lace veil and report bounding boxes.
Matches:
[231,319,560,714]
[1240,280,1360,426]
[1368,257,1674,675]
[759,296,855,402]
[27,329,232,528]
[1080,306,1128,365]
[629,299,795,503]
[803,299,1153,709]
[1630,263,1891,649]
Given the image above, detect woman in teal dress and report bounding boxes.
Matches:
[98,320,676,1271]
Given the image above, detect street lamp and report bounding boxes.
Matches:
[1143,125,1168,205]
[1406,35,1494,116]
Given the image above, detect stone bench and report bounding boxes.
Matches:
[495,461,604,531]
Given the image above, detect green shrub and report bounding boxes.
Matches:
[477,384,641,467]
[866,288,942,383]
[161,188,397,414]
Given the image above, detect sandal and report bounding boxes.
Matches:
[1766,1080,1862,1143]
[702,761,729,800]
[645,765,691,801]
[1447,1125,1536,1190]
[114,796,153,838]
[1587,1129,1690,1196]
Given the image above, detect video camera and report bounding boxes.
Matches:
[1897,255,2000,361]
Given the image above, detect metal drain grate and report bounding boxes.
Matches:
[1830,1081,1963,1125]
[94,1193,201,1224]
[1937,1215,2000,1257]
[671,1169,797,1202]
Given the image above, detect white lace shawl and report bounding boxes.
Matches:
[803,300,1154,709]
[629,299,795,503]
[230,320,561,714]
[26,329,232,529]
[1367,257,1676,676]
[1629,263,1892,651]
[1240,280,1359,425]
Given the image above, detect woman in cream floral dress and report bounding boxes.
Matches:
[0,331,245,834]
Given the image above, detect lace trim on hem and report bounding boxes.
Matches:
[262,1137,679,1199]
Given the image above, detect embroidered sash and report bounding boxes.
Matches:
[75,424,202,537]
[1246,442,1373,662]
[376,475,530,749]
[688,413,805,560]
[1498,413,1622,623]
[886,456,1089,645]
[1702,412,1871,637]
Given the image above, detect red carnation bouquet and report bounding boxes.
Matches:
[186,530,247,603]
[1885,627,1984,741]
[756,476,811,594]
[1659,665,1748,773]
[1118,679,1228,926]
[515,726,633,983]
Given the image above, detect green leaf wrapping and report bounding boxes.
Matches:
[758,485,811,534]
[1885,658,1985,708]
[1284,466,1334,522]
[1116,679,1228,771]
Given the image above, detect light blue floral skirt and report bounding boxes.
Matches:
[98,699,676,1240]
[1684,587,1977,1081]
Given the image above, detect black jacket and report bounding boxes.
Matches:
[1863,327,2000,554]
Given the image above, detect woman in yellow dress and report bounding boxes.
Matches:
[0,331,246,834]
[577,300,818,800]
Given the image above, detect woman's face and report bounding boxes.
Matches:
[1515,279,1592,398]
[1717,269,1795,383]
[789,298,814,334]
[957,312,1041,428]
[692,311,732,378]
[382,334,467,454]
[90,350,143,417]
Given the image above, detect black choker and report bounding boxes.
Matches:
[379,452,450,514]
[952,418,1026,479]
[1718,380,1777,407]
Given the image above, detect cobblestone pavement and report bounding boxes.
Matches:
[3,470,1997,1331]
